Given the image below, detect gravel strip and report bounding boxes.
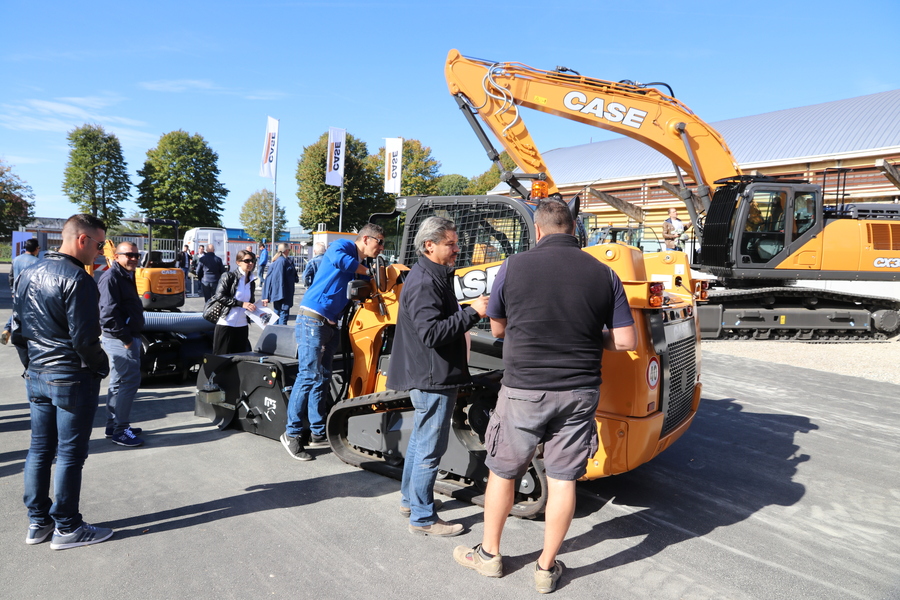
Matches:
[702,339,900,386]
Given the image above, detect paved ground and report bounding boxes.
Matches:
[1,265,899,599]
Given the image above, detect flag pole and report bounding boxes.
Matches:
[339,180,345,232]
[270,121,279,259]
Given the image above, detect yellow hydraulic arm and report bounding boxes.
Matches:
[445,49,742,209]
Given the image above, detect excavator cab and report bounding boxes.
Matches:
[700,176,822,278]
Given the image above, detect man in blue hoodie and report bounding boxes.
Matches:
[280,224,384,461]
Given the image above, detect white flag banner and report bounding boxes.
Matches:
[259,116,279,179]
[383,137,403,194]
[325,127,346,187]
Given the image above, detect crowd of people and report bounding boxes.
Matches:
[7,202,636,593]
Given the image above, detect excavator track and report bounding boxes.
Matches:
[325,381,548,518]
[699,286,900,342]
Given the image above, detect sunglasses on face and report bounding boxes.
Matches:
[369,237,385,246]
[117,252,140,259]
[241,259,257,264]
[84,235,105,251]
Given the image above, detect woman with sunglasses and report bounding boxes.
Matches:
[210,249,258,355]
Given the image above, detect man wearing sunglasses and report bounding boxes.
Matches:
[98,243,146,448]
[12,214,113,550]
[281,224,385,461]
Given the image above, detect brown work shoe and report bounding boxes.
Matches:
[408,518,463,537]
[453,543,503,578]
[534,560,564,594]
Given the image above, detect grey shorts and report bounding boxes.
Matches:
[484,385,600,481]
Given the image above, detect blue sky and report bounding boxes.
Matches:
[3,0,898,229]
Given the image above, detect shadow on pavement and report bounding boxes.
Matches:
[547,396,816,587]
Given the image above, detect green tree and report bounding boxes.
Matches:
[436,173,470,196]
[465,151,517,195]
[108,210,149,237]
[296,131,390,231]
[367,139,440,197]
[61,124,130,229]
[136,130,227,234]
[240,189,286,243]
[0,159,36,238]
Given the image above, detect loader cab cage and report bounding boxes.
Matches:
[397,196,536,268]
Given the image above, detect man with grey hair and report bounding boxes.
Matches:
[387,216,488,536]
[303,242,327,288]
[196,243,225,302]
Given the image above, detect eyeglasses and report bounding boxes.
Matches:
[84,235,105,252]
[369,237,385,246]
[241,259,257,264]
[117,252,140,259]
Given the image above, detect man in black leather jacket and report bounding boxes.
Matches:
[12,213,114,550]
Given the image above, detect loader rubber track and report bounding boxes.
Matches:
[325,387,548,518]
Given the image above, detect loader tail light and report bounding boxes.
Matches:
[649,282,664,308]
[694,280,709,301]
[531,181,549,199]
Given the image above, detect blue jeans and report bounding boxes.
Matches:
[272,301,291,326]
[400,388,458,526]
[285,315,338,439]
[102,336,142,436]
[23,370,101,532]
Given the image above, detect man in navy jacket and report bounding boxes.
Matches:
[387,216,488,537]
[98,242,146,448]
[261,243,298,325]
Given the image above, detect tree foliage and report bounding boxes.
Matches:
[465,151,517,195]
[62,124,130,229]
[108,210,149,237]
[240,189,287,243]
[437,173,470,196]
[0,159,36,238]
[136,130,227,234]
[296,131,391,231]
[367,139,440,197]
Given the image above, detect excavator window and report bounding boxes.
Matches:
[741,190,787,263]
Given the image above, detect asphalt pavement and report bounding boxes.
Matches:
[1,265,899,599]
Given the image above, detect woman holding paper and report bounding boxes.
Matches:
[210,249,257,355]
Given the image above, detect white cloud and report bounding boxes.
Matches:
[139,79,220,93]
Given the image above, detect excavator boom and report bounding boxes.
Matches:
[445,49,741,201]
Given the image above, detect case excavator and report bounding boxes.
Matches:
[443,50,900,341]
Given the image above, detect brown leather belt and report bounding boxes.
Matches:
[299,308,336,326]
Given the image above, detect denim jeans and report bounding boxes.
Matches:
[102,336,142,436]
[285,315,338,439]
[23,369,101,532]
[400,388,458,526]
[272,300,291,326]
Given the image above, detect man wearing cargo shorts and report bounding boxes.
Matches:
[453,199,636,593]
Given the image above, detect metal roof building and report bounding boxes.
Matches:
[494,88,900,235]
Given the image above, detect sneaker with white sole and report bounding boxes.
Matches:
[307,433,329,447]
[454,543,503,577]
[25,522,55,545]
[50,522,114,550]
[534,560,564,594]
[110,428,143,447]
[408,518,463,537]
[280,433,313,461]
[106,426,142,439]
